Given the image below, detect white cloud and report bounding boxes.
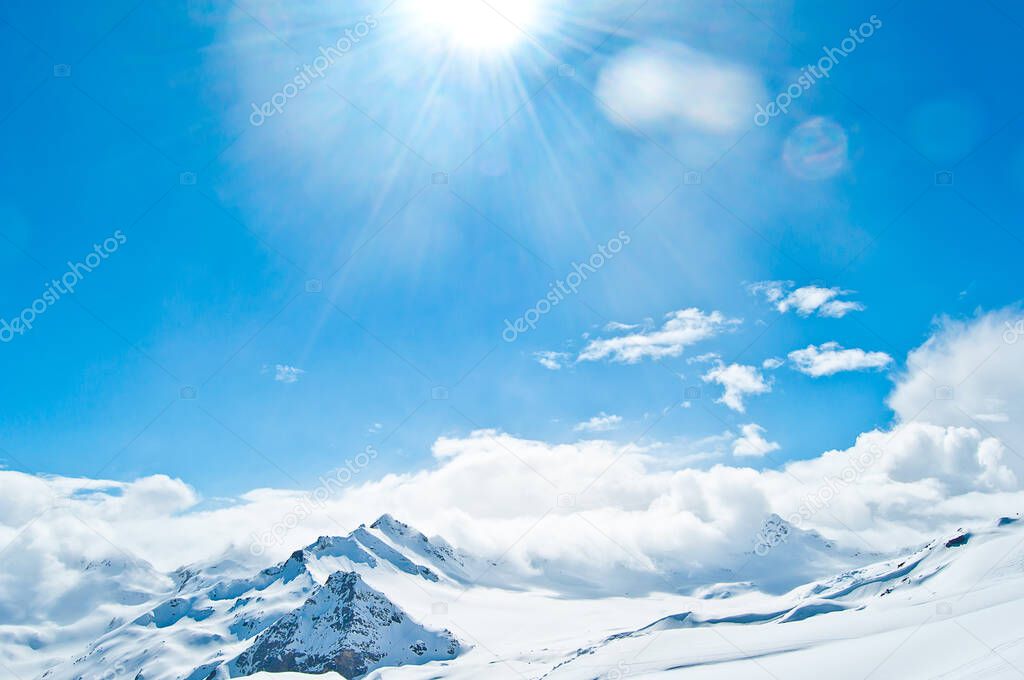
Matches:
[596,43,762,134]
[702,361,771,412]
[533,351,570,371]
[888,307,1024,443]
[0,473,196,625]
[4,308,1024,621]
[749,281,864,318]
[3,421,1020,607]
[817,299,864,318]
[762,357,784,370]
[788,342,893,377]
[274,364,304,383]
[687,352,721,365]
[603,321,643,332]
[733,423,781,457]
[578,308,740,364]
[574,413,623,433]
[976,413,1010,423]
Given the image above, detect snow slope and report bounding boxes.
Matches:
[540,516,1024,679]
[20,513,1024,679]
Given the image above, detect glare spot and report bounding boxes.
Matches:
[783,117,848,180]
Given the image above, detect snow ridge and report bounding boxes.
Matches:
[230,571,460,677]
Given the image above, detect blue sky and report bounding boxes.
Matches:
[1,0,1022,497]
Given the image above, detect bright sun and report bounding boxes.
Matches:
[413,0,542,51]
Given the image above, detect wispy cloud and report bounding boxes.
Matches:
[274,364,305,383]
[788,342,893,377]
[533,351,570,371]
[749,281,864,318]
[577,308,740,364]
[687,352,721,365]
[732,423,781,457]
[596,43,763,134]
[603,321,645,332]
[573,413,623,433]
[702,361,771,412]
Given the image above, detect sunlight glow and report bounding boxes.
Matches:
[412,0,542,52]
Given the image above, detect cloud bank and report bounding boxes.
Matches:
[2,308,1024,622]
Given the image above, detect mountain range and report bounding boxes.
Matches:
[15,512,1024,679]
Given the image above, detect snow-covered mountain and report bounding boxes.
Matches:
[230,571,460,678]
[728,513,884,593]
[35,516,470,680]
[19,512,1024,679]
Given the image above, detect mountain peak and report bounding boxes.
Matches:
[761,513,790,529]
[755,514,794,549]
[371,513,411,534]
[230,570,460,678]
[366,515,467,577]
[324,568,361,591]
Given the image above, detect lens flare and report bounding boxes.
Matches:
[783,117,848,180]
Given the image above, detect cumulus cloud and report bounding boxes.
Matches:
[788,342,894,377]
[732,423,781,457]
[596,43,762,134]
[274,364,304,383]
[0,473,196,626]
[702,361,771,412]
[888,307,1024,446]
[533,351,570,371]
[574,413,623,433]
[3,308,1024,619]
[3,421,1021,606]
[762,357,784,370]
[578,308,740,364]
[749,281,864,318]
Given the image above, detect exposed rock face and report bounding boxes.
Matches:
[230,571,460,678]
